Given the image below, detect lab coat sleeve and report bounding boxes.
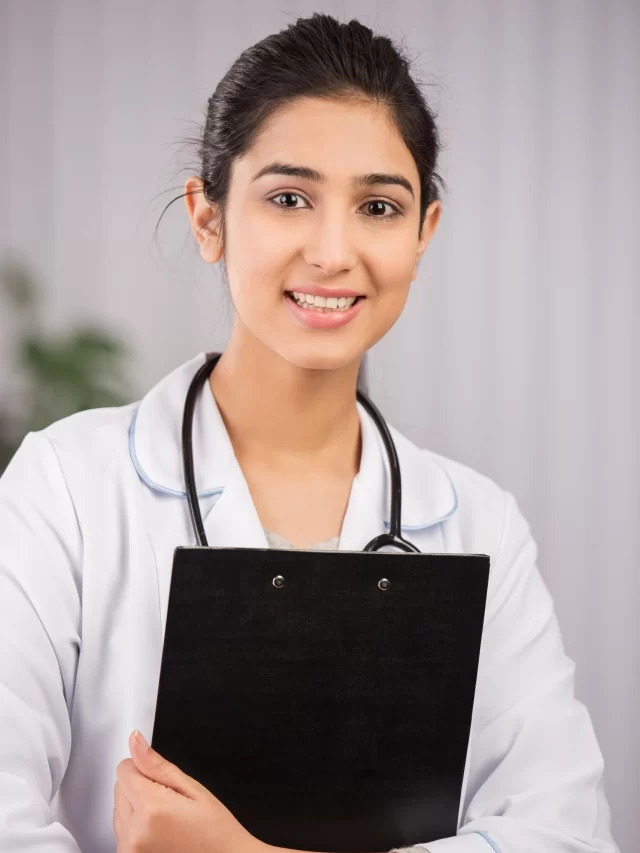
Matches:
[408,491,619,853]
[0,431,83,851]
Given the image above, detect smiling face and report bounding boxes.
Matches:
[186,95,441,375]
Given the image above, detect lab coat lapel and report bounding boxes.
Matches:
[199,463,268,550]
[130,352,268,633]
[131,350,459,570]
[338,401,387,551]
[183,375,269,550]
[339,401,459,553]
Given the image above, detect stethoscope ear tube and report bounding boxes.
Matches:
[181,353,223,547]
[182,353,420,554]
[354,390,421,554]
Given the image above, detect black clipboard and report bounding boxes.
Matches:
[151,545,489,852]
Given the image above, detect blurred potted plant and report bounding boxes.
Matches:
[0,255,132,473]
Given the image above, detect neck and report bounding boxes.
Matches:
[209,326,362,477]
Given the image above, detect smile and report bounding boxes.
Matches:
[284,290,366,330]
[286,291,362,312]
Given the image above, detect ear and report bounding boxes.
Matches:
[184,176,223,264]
[412,199,442,281]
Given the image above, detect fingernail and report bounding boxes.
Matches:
[133,730,149,749]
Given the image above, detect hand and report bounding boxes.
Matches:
[114,729,267,853]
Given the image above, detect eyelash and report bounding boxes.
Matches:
[266,192,403,220]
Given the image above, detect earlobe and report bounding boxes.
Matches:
[184,176,223,264]
[412,236,429,280]
[200,233,223,265]
[422,200,442,245]
[412,200,442,279]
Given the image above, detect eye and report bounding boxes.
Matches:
[268,192,309,210]
[361,200,402,220]
[267,192,402,219]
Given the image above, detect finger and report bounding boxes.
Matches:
[129,732,201,799]
[114,780,134,819]
[113,802,127,848]
[116,757,154,809]
[113,805,121,838]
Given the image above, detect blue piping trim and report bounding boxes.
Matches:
[128,399,460,531]
[473,830,501,853]
[382,451,459,531]
[128,404,225,500]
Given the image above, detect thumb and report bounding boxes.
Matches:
[129,730,200,798]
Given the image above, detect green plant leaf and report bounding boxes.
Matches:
[0,258,37,311]
[0,259,135,474]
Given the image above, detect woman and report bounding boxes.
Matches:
[0,13,618,853]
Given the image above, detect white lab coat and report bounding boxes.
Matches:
[0,352,618,853]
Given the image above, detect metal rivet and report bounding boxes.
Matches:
[378,578,390,591]
[272,575,285,588]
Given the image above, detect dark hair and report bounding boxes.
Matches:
[160,12,445,245]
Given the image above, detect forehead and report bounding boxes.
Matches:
[235,96,419,186]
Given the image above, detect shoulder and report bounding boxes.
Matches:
[390,424,514,544]
[3,353,207,487]
[41,400,138,454]
[0,403,141,551]
[4,401,140,496]
[427,445,531,567]
[390,427,537,615]
[428,446,514,538]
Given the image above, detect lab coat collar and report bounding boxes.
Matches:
[129,352,458,546]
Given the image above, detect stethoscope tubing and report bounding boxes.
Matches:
[182,353,420,554]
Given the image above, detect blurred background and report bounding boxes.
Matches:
[1,0,638,848]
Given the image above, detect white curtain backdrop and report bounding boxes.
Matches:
[1,1,638,850]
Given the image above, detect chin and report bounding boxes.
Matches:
[276,342,364,376]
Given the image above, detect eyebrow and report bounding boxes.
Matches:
[250,161,415,199]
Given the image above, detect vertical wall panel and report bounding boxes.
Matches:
[0,1,637,849]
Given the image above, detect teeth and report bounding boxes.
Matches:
[290,292,359,312]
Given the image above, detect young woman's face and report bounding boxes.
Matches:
[187,96,441,374]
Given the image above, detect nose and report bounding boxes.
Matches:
[302,210,358,276]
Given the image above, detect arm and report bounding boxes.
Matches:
[261,492,618,853]
[406,491,618,853]
[0,432,83,851]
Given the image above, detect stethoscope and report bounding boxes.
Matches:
[182,352,421,555]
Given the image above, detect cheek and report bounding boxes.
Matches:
[368,238,416,304]
[225,207,297,296]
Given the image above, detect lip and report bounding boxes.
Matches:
[286,284,363,298]
[284,292,366,330]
